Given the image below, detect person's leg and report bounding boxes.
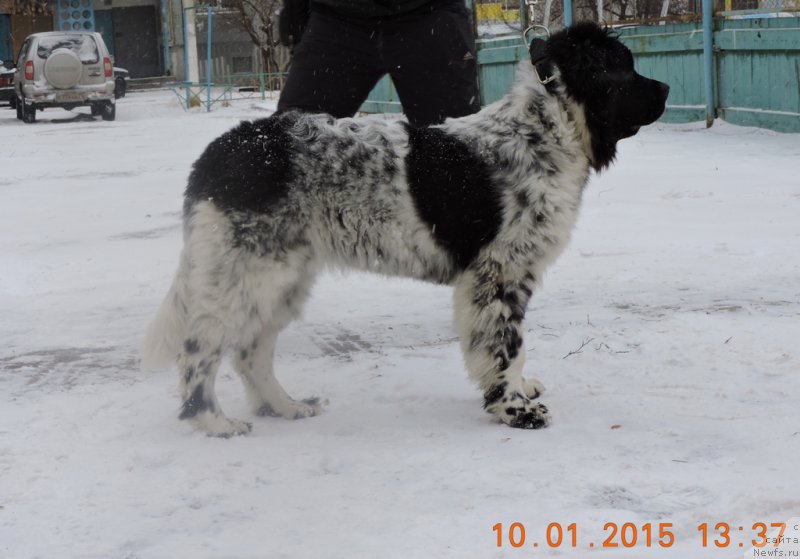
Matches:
[277,11,385,118]
[384,4,481,126]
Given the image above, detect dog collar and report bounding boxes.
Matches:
[529,38,556,85]
[534,63,556,85]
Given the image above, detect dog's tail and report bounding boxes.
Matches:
[140,251,190,370]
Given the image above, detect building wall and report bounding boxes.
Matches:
[7,14,53,59]
[3,1,292,81]
[1,0,166,76]
[168,3,286,82]
[97,3,163,77]
[1,14,11,60]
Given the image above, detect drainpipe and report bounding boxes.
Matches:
[702,0,715,127]
[161,0,172,75]
[564,0,573,26]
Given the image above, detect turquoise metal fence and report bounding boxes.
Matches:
[618,17,800,132]
[617,22,707,124]
[476,36,529,104]
[361,17,800,133]
[713,18,800,132]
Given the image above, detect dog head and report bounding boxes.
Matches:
[529,22,669,170]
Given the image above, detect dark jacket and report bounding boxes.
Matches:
[279,0,466,48]
[311,0,461,19]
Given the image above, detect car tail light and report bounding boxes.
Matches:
[0,76,9,86]
[25,60,34,81]
[103,57,113,78]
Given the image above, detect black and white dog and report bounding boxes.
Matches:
[142,22,669,437]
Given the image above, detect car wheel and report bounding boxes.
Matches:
[101,101,116,121]
[15,98,23,120]
[9,96,16,110]
[91,103,102,116]
[114,77,126,99]
[21,100,36,123]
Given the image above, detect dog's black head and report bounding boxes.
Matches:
[530,22,669,170]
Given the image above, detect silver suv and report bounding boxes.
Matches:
[14,31,116,123]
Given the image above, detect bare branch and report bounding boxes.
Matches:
[562,337,595,359]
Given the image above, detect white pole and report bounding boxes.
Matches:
[543,0,553,26]
[184,0,200,84]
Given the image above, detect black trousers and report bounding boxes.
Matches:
[277,5,481,126]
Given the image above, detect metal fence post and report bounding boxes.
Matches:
[260,72,266,100]
[702,0,715,127]
[564,0,574,25]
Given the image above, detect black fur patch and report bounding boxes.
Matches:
[183,365,195,384]
[185,113,298,214]
[405,126,503,270]
[539,22,669,170]
[179,383,215,420]
[508,403,549,429]
[255,402,281,417]
[484,382,508,408]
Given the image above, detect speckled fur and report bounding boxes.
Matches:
[142,22,668,436]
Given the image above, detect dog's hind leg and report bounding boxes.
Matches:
[172,202,259,437]
[453,259,551,429]
[178,319,253,438]
[233,271,324,420]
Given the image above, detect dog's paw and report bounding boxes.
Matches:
[522,377,545,400]
[503,401,550,429]
[485,387,551,429]
[290,397,325,419]
[256,397,326,420]
[193,414,253,438]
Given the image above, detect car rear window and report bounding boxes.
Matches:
[37,35,99,64]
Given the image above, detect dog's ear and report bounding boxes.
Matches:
[529,38,548,64]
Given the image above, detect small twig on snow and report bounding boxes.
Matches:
[563,337,595,359]
[595,342,631,355]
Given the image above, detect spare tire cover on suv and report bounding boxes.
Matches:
[44,48,83,89]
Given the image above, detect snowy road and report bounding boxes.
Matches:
[1,91,799,558]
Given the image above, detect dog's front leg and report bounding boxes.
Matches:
[453,260,551,429]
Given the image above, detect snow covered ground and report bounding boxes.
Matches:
[1,90,798,559]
